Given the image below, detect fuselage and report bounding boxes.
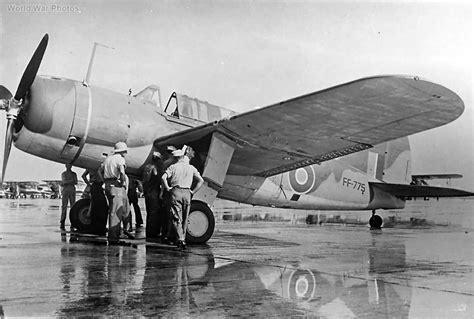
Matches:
[14,75,407,211]
[221,151,407,211]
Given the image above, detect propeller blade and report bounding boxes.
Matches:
[2,118,14,182]
[0,85,12,100]
[14,34,49,101]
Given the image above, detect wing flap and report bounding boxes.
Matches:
[155,75,464,176]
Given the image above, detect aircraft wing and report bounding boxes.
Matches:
[154,75,464,177]
[370,182,474,198]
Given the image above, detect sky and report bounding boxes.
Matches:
[0,0,472,189]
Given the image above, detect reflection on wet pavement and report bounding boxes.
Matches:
[0,198,472,317]
[50,237,410,317]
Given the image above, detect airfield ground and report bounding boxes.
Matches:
[0,198,472,317]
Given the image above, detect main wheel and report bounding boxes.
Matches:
[69,198,92,232]
[186,201,215,244]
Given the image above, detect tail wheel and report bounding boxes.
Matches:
[369,214,383,229]
[69,198,92,232]
[186,201,215,244]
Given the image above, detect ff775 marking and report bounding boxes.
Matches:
[342,177,366,195]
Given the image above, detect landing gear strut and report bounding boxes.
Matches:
[369,209,383,229]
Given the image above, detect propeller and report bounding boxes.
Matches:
[0,85,12,101]
[1,34,48,182]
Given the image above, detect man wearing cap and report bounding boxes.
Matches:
[160,145,179,242]
[161,145,204,249]
[98,141,129,244]
[142,151,164,240]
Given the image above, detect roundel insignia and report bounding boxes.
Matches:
[287,269,316,301]
[288,166,315,194]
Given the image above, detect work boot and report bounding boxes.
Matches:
[123,230,135,240]
[176,240,186,250]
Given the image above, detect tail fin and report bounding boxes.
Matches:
[341,137,411,184]
[379,137,411,184]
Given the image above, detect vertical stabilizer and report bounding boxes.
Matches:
[381,137,411,184]
[367,151,385,180]
[341,137,411,184]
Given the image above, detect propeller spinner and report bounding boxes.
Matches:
[1,34,48,182]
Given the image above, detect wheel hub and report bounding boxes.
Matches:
[78,206,91,225]
[187,210,209,237]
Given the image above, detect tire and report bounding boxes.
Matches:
[369,214,383,229]
[69,198,93,232]
[186,201,215,244]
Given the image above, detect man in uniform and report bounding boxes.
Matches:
[60,164,78,229]
[142,151,164,241]
[127,178,143,228]
[160,145,178,242]
[161,145,204,249]
[98,142,129,244]
[82,167,108,235]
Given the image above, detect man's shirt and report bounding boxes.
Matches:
[61,171,77,187]
[102,154,126,179]
[165,159,201,189]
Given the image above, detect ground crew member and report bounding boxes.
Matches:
[60,164,78,229]
[159,145,179,243]
[161,145,204,249]
[98,142,129,244]
[128,178,143,228]
[82,167,108,236]
[122,175,134,238]
[142,151,164,240]
[82,168,95,199]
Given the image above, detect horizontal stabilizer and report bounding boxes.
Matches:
[412,174,462,180]
[370,182,474,198]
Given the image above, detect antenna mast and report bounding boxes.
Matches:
[83,42,114,87]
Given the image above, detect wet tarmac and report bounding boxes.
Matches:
[0,198,473,317]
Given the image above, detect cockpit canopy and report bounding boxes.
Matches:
[134,85,162,107]
[165,92,237,123]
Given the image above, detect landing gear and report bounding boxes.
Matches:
[186,201,215,244]
[369,209,383,229]
[70,198,216,243]
[69,198,93,232]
